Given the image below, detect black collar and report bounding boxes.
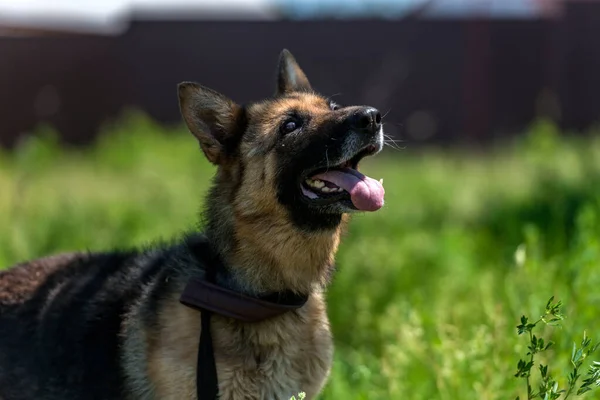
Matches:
[179,235,309,400]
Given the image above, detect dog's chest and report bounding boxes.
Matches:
[145,294,333,400]
[214,309,334,400]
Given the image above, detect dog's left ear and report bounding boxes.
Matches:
[178,82,242,165]
[276,49,312,95]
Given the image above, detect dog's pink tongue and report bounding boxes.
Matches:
[313,168,385,211]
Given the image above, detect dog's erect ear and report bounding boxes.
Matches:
[178,82,242,165]
[276,49,312,95]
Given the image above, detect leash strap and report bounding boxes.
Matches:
[198,304,218,399]
[196,238,219,400]
[181,237,308,400]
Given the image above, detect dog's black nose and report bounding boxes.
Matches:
[349,107,382,134]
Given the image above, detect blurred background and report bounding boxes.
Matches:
[2,0,600,148]
[3,1,600,399]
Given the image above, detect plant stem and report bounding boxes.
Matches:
[526,318,544,400]
[528,329,535,399]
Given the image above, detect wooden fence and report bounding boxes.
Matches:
[1,1,600,148]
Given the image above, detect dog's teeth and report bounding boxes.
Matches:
[306,179,324,189]
[321,187,332,193]
[379,178,384,185]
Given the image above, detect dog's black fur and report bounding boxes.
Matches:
[0,238,206,400]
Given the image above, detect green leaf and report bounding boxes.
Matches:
[538,338,545,351]
[574,348,584,364]
[539,364,548,378]
[577,386,592,395]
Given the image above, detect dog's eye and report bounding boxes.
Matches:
[330,102,340,111]
[281,119,301,134]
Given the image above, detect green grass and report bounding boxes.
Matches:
[2,111,600,399]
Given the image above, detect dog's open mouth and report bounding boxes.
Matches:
[300,145,385,211]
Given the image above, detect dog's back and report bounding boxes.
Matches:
[0,253,81,307]
[0,247,181,400]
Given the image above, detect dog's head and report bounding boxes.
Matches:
[178,49,385,232]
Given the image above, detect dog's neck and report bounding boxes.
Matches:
[202,181,347,296]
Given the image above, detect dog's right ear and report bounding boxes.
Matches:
[178,82,241,165]
[276,49,312,95]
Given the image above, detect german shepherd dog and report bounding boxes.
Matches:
[0,49,385,400]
